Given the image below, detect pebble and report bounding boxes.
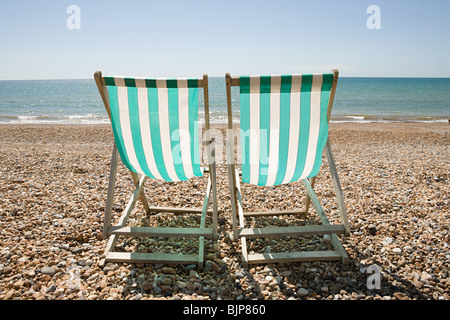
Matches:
[40,267,56,276]
[162,267,176,275]
[403,246,413,252]
[54,288,65,297]
[298,288,309,297]
[382,237,393,246]
[393,292,410,300]
[0,123,448,301]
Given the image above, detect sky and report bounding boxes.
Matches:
[0,0,449,80]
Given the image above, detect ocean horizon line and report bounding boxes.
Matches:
[1,75,450,82]
[0,115,447,126]
[1,77,448,125]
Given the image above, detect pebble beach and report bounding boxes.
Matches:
[0,122,448,301]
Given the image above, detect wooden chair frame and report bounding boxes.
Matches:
[225,70,350,267]
[94,72,218,270]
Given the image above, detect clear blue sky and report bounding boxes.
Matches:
[1,0,449,80]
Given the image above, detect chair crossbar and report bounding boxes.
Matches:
[247,251,343,265]
[243,210,306,217]
[146,206,216,214]
[104,252,200,265]
[239,225,346,238]
[109,226,214,238]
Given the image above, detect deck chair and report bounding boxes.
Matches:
[225,70,350,267]
[94,71,218,270]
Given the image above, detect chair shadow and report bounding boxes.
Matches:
[219,237,431,300]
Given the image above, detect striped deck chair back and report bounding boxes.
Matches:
[226,70,349,266]
[94,72,218,269]
[239,72,336,187]
[102,76,204,182]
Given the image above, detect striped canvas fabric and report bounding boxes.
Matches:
[104,76,203,182]
[239,73,334,186]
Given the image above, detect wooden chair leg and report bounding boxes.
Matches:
[325,139,350,236]
[226,139,239,240]
[103,143,118,239]
[130,171,150,214]
[101,165,216,270]
[304,176,316,216]
[234,176,349,267]
[208,138,219,240]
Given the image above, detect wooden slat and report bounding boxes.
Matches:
[208,141,219,239]
[109,226,214,238]
[241,236,249,267]
[239,225,346,238]
[304,176,316,216]
[327,69,339,124]
[117,175,148,227]
[146,206,215,214]
[200,174,212,229]
[203,74,218,240]
[230,76,240,87]
[243,209,306,217]
[97,74,203,89]
[330,233,350,265]
[302,178,331,226]
[325,139,350,236]
[94,71,112,120]
[234,169,245,228]
[198,236,205,270]
[102,234,119,266]
[247,250,343,264]
[105,252,199,264]
[103,143,119,238]
[130,172,150,214]
[225,74,235,130]
[226,139,239,239]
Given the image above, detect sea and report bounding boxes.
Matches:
[0,77,448,125]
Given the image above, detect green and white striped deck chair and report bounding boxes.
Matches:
[94,71,218,270]
[225,70,350,266]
